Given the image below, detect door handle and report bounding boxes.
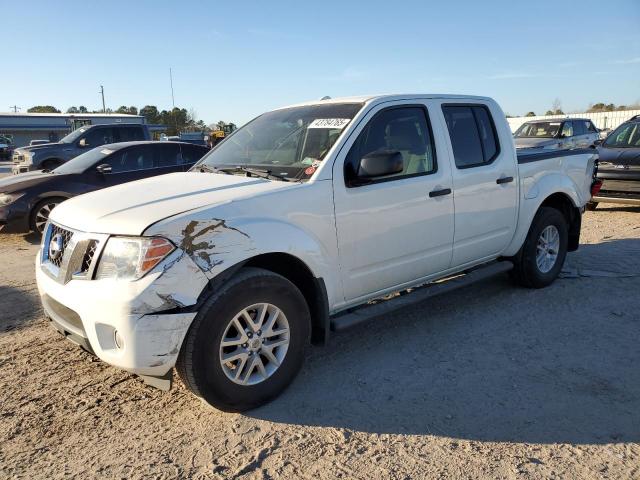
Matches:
[429,188,452,198]
[496,176,514,184]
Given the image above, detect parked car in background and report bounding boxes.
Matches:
[589,116,640,209]
[0,135,13,160]
[11,123,152,174]
[0,141,208,234]
[514,118,599,150]
[29,139,51,146]
[35,94,597,411]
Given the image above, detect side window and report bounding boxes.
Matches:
[442,105,500,169]
[345,106,436,185]
[82,127,114,148]
[586,121,598,133]
[106,146,155,173]
[180,144,207,164]
[561,121,574,137]
[116,126,145,142]
[573,121,586,136]
[156,144,181,167]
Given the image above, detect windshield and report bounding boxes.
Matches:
[194,103,363,181]
[53,146,115,174]
[603,122,640,148]
[515,121,562,138]
[59,127,89,144]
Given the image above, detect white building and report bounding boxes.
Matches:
[507,109,640,133]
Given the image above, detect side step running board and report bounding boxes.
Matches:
[330,261,513,332]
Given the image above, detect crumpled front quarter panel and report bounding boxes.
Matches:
[145,180,343,309]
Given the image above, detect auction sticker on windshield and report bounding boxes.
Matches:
[308,118,350,129]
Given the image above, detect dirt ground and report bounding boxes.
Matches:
[1,204,639,479]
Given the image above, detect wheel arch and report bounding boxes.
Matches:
[504,190,582,256]
[205,253,330,345]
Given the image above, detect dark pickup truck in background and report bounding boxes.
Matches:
[589,115,640,209]
[11,123,151,174]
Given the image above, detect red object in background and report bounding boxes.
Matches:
[591,179,603,197]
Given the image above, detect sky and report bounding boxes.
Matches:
[1,0,639,125]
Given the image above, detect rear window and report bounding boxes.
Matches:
[442,105,500,168]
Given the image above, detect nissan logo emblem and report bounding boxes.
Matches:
[48,233,64,261]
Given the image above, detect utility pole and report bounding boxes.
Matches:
[169,68,176,109]
[100,85,106,113]
[9,105,20,112]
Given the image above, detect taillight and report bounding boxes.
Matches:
[591,179,603,197]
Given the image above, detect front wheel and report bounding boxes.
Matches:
[510,207,568,288]
[176,267,311,411]
[30,197,65,234]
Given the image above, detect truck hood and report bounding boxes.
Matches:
[49,172,294,235]
[15,143,61,154]
[514,137,559,149]
[597,146,640,167]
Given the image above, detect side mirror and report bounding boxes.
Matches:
[96,163,112,174]
[79,138,88,147]
[594,138,603,146]
[349,149,403,186]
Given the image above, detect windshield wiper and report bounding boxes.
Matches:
[220,166,298,182]
[196,164,232,174]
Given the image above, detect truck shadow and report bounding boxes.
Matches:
[249,238,640,445]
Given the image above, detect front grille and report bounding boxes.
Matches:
[49,224,73,268]
[80,240,98,273]
[12,153,23,163]
[42,223,107,283]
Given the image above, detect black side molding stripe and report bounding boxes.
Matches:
[517,148,597,164]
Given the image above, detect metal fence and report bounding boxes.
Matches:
[507,109,640,133]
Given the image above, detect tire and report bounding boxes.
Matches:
[176,267,311,412]
[510,207,568,288]
[586,201,598,211]
[30,197,65,235]
[42,159,62,171]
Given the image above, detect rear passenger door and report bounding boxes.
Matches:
[572,120,588,148]
[440,102,518,267]
[179,143,208,170]
[560,121,576,148]
[151,143,183,176]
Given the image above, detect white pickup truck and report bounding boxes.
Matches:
[36,94,598,411]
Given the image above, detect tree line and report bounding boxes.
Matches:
[520,99,640,118]
[25,105,235,136]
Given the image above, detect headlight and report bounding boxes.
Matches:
[22,152,33,164]
[95,236,175,281]
[0,192,23,206]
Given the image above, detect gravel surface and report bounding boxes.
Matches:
[1,205,639,479]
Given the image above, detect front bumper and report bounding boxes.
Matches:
[35,237,209,377]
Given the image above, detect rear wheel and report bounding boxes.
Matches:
[30,197,65,234]
[510,207,568,288]
[176,267,311,411]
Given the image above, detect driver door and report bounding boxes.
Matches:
[332,101,455,304]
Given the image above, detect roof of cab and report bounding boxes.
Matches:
[275,93,494,110]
